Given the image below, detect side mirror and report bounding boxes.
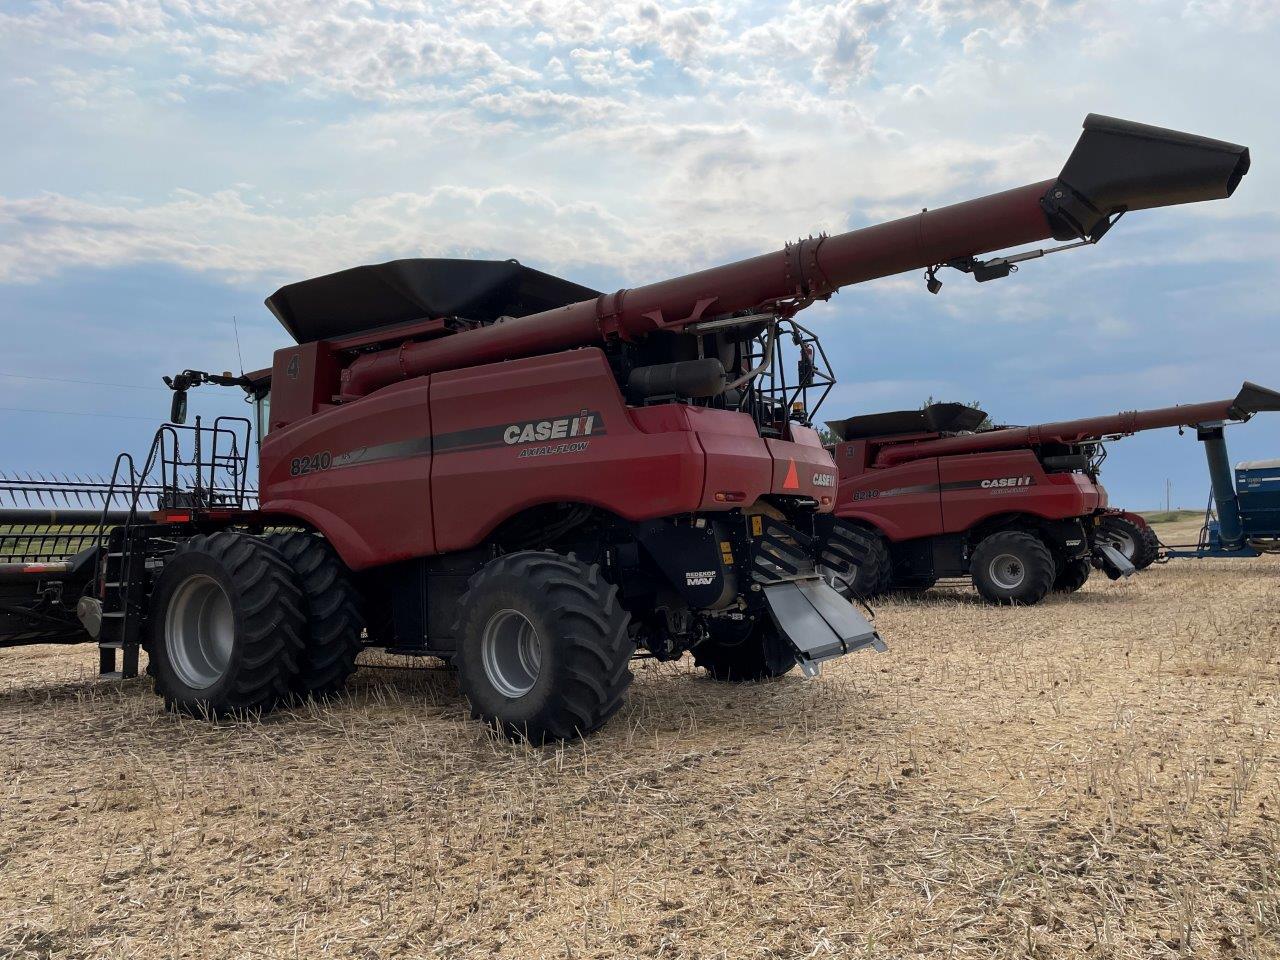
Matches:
[798,344,815,388]
[170,389,188,425]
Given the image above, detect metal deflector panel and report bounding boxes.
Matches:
[762,576,886,671]
[1096,543,1136,579]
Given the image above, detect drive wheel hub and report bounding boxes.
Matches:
[481,609,542,698]
[165,574,235,689]
[988,554,1026,590]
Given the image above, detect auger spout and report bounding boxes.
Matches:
[259,114,1249,400]
[865,382,1280,469]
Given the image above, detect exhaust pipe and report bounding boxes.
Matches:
[1044,114,1251,241]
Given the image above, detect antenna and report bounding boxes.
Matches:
[231,315,245,377]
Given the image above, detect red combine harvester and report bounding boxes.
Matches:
[818,383,1280,604]
[0,115,1251,740]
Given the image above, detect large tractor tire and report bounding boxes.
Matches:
[453,551,634,743]
[819,520,892,599]
[693,618,797,682]
[970,530,1056,605]
[148,532,305,717]
[1053,557,1091,593]
[267,531,365,700]
[1098,514,1159,570]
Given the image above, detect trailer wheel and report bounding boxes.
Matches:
[970,531,1055,605]
[1136,525,1160,570]
[819,521,891,599]
[693,618,796,682]
[1053,557,1091,593]
[453,551,634,743]
[1096,515,1158,570]
[267,532,365,699]
[148,532,305,717]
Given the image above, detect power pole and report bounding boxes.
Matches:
[1166,478,1171,512]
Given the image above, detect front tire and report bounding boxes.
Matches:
[148,532,305,717]
[267,531,365,700]
[453,552,634,743]
[819,521,891,599]
[970,531,1055,605]
[693,618,797,681]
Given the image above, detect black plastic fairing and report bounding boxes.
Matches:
[826,402,988,441]
[1231,381,1280,418]
[1042,114,1250,241]
[265,258,601,344]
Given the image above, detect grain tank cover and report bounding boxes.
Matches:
[826,403,988,441]
[265,258,601,344]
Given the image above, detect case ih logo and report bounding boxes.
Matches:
[981,476,1034,489]
[812,472,837,488]
[503,412,598,445]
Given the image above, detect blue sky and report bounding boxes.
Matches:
[1,0,1278,509]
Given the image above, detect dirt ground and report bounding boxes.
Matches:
[1,517,1277,959]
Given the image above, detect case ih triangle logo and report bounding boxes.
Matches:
[783,459,800,490]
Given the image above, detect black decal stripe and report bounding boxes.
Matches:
[855,477,1039,500]
[331,436,433,470]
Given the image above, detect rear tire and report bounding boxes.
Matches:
[694,618,797,681]
[819,521,891,599]
[148,532,305,717]
[1097,515,1158,570]
[970,531,1055,605]
[453,551,634,743]
[1053,557,1091,593]
[267,531,365,699]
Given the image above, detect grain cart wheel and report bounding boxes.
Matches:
[693,619,796,682]
[453,552,634,743]
[1053,557,1091,593]
[1096,515,1158,570]
[267,531,365,700]
[970,531,1055,605]
[819,520,891,599]
[148,532,305,717]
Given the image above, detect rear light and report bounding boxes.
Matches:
[821,496,832,506]
[151,509,192,523]
[714,491,746,503]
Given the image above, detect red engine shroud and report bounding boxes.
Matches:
[258,348,835,570]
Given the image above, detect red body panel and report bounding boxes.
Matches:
[260,348,836,569]
[259,377,436,569]
[834,443,1105,543]
[938,451,1102,534]
[831,442,942,541]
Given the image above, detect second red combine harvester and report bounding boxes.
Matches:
[0,115,1251,740]
[818,383,1280,604]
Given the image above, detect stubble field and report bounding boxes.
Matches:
[1,517,1277,959]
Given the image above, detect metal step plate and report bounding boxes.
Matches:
[762,576,886,672]
[1096,543,1136,579]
